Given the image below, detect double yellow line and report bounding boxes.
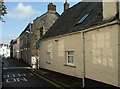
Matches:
[3,67,31,70]
[32,71,64,89]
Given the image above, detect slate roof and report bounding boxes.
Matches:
[42,2,104,39]
[34,11,60,22]
[19,11,60,37]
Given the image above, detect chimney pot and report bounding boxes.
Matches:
[48,3,56,12]
[64,0,69,12]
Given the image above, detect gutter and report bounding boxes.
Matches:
[40,20,118,42]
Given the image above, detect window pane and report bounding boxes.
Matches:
[68,51,74,55]
[68,56,73,63]
[68,58,70,63]
[47,52,51,63]
[78,13,89,24]
[66,51,74,65]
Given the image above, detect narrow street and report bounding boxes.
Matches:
[2,1,120,88]
[2,58,62,88]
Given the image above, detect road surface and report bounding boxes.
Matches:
[2,58,62,88]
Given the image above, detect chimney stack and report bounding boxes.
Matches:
[48,3,56,12]
[64,0,69,11]
[102,0,118,20]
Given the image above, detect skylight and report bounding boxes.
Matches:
[77,13,89,24]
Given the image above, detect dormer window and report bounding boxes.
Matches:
[77,13,89,24]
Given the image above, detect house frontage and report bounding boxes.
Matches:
[10,3,60,66]
[29,3,60,66]
[38,1,120,87]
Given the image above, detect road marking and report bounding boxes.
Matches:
[6,78,16,83]
[18,73,26,77]
[4,73,28,83]
[30,73,33,76]
[13,74,16,77]
[4,74,14,78]
[4,73,33,79]
[5,77,28,83]
[16,77,28,82]
[3,67,31,70]
[32,72,64,89]
[23,73,26,76]
[4,75,9,78]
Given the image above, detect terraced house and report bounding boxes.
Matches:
[37,0,120,87]
[11,3,60,66]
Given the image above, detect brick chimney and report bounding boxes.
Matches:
[48,3,56,12]
[64,0,69,11]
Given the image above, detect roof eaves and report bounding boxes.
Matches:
[40,17,118,41]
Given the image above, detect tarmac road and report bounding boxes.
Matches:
[2,58,62,89]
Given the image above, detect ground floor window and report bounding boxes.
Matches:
[65,51,74,66]
[46,52,51,64]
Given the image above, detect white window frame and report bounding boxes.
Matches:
[46,52,51,64]
[65,51,74,66]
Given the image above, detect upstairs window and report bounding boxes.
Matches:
[46,52,51,64]
[40,26,44,37]
[77,13,89,24]
[31,24,33,29]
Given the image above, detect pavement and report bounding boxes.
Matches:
[35,68,120,89]
[35,68,82,89]
[4,58,120,89]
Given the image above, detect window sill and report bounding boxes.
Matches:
[46,62,51,64]
[64,64,76,68]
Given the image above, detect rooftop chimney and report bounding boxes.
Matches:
[64,0,69,11]
[102,0,118,20]
[48,3,56,12]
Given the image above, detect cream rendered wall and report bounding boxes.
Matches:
[85,24,119,86]
[102,1,118,20]
[39,24,119,87]
[39,34,83,78]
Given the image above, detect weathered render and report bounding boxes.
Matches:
[85,24,119,86]
[38,1,120,87]
[102,0,118,20]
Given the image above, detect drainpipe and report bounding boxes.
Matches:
[81,31,85,87]
[119,0,120,20]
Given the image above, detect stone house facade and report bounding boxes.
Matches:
[11,3,60,66]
